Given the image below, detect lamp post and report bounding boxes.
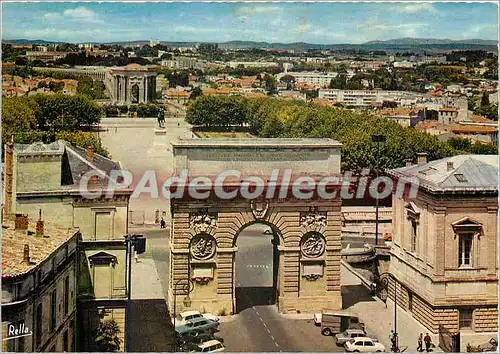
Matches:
[172,277,193,352]
[371,134,386,246]
[378,272,397,352]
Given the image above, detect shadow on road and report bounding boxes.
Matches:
[235,287,276,313]
[341,284,376,309]
[128,299,174,352]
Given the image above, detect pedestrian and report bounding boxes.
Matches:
[389,330,394,344]
[417,333,423,352]
[115,126,117,133]
[134,249,139,263]
[424,333,432,352]
[160,217,166,229]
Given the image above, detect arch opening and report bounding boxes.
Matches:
[234,222,280,313]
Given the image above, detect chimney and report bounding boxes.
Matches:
[23,244,30,264]
[86,146,94,162]
[15,214,29,231]
[36,209,44,237]
[405,159,413,167]
[416,152,428,165]
[447,161,454,171]
[3,136,14,220]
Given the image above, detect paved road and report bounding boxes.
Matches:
[100,113,192,224]
[219,305,343,352]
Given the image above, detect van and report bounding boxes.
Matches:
[319,311,365,336]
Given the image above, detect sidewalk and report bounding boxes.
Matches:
[131,255,164,300]
[341,264,442,352]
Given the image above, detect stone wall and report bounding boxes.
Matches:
[474,308,498,332]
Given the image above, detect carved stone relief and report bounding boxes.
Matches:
[190,234,216,260]
[300,233,326,258]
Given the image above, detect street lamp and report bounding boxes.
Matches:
[172,277,194,352]
[371,134,386,246]
[377,272,398,352]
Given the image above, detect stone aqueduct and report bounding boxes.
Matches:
[167,139,344,315]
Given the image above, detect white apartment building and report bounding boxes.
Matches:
[227,61,279,68]
[318,89,425,107]
[277,71,338,88]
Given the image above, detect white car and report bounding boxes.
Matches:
[344,337,386,352]
[196,339,225,353]
[173,310,220,327]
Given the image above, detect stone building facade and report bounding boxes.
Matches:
[4,140,132,352]
[168,139,343,315]
[386,154,498,348]
[1,216,79,353]
[106,64,157,105]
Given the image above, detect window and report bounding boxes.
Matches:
[63,330,69,352]
[459,309,473,329]
[36,304,43,348]
[459,233,473,267]
[64,276,70,315]
[364,341,375,346]
[411,220,418,252]
[50,290,57,330]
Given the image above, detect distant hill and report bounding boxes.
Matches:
[364,37,497,46]
[3,37,498,53]
[3,38,61,45]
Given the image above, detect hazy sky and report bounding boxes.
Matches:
[2,2,498,44]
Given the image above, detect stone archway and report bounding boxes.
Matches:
[167,139,343,316]
[168,199,342,316]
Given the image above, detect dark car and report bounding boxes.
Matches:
[175,318,219,336]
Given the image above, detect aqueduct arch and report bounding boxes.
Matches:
[168,139,343,315]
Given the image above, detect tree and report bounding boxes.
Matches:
[2,97,37,138]
[31,94,102,131]
[95,318,121,352]
[447,137,472,152]
[189,86,203,100]
[481,92,490,107]
[329,74,347,89]
[263,74,277,95]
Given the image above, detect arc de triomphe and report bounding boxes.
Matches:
[168,139,343,315]
[106,64,157,104]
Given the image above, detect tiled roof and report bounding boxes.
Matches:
[14,140,123,191]
[2,220,78,278]
[451,125,497,134]
[387,155,498,193]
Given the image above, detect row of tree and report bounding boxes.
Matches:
[186,96,497,172]
[2,94,109,157]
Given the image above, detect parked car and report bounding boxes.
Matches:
[175,318,219,336]
[344,337,386,353]
[467,338,498,352]
[335,329,368,345]
[173,310,220,327]
[193,339,225,353]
